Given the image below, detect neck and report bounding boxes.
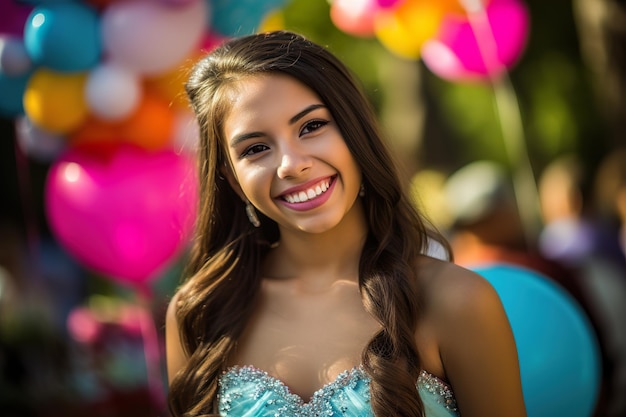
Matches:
[263,203,368,289]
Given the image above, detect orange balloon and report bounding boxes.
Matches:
[23,69,88,134]
[71,93,174,150]
[145,59,195,111]
[374,0,465,60]
[119,92,174,150]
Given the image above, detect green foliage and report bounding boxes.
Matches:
[279,0,609,172]
[281,0,388,109]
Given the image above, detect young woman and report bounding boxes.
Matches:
[166,30,527,417]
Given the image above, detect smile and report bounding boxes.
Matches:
[281,176,334,204]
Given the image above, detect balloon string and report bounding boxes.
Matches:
[135,286,167,412]
[13,132,41,260]
[462,1,542,245]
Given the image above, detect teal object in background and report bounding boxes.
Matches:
[0,70,30,117]
[473,264,602,417]
[210,0,288,36]
[23,2,101,72]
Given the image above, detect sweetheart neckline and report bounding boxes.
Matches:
[221,364,453,405]
[222,364,366,405]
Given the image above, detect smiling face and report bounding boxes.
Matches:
[222,73,363,235]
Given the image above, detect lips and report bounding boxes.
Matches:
[277,175,336,211]
[281,177,332,203]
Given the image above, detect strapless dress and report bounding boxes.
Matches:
[218,365,460,416]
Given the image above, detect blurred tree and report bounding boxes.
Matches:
[574,0,626,148]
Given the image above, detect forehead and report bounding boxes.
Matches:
[223,73,323,129]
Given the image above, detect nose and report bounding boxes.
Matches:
[276,145,312,179]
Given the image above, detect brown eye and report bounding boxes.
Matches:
[300,120,328,135]
[241,144,269,158]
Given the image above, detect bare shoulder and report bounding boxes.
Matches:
[415,255,510,350]
[416,255,500,316]
[415,256,527,417]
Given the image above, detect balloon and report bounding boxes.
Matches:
[85,62,143,121]
[0,0,33,37]
[0,35,33,76]
[375,0,402,8]
[15,115,67,162]
[101,0,208,75]
[0,70,31,117]
[330,0,377,38]
[45,143,198,287]
[23,2,101,72]
[71,92,175,150]
[145,58,195,110]
[23,68,88,134]
[200,30,229,53]
[120,93,176,150]
[473,264,601,417]
[421,0,529,81]
[210,0,288,36]
[171,110,199,154]
[374,0,464,60]
[159,0,198,5]
[259,8,285,33]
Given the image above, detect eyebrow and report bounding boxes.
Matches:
[229,103,327,148]
[289,103,326,125]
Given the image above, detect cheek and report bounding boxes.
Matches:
[236,165,272,197]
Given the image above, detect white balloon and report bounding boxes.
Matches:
[85,62,142,121]
[15,115,67,162]
[101,0,209,76]
[0,36,32,76]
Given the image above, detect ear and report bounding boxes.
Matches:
[220,164,246,201]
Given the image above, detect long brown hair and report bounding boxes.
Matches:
[169,30,450,417]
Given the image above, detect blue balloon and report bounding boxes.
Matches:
[473,264,601,417]
[23,2,101,72]
[0,70,31,117]
[210,0,288,36]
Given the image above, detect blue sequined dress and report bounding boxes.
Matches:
[218,365,460,417]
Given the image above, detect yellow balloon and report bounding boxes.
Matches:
[259,9,285,33]
[23,69,88,134]
[374,0,464,60]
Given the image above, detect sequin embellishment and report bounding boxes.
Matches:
[218,365,459,417]
[417,370,458,413]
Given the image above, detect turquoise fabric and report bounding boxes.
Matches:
[218,365,460,417]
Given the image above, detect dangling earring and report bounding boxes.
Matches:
[245,200,261,227]
[359,183,365,198]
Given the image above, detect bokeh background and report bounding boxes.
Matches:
[1,0,625,416]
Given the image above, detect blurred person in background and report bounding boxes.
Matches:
[443,159,617,417]
[442,160,563,278]
[578,149,626,417]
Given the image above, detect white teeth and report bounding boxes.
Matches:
[284,178,331,204]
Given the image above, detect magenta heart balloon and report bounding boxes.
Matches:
[45,143,198,287]
[421,0,529,82]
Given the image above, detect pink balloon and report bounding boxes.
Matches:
[375,0,402,9]
[200,31,228,53]
[45,143,198,287]
[421,0,529,82]
[330,0,377,38]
